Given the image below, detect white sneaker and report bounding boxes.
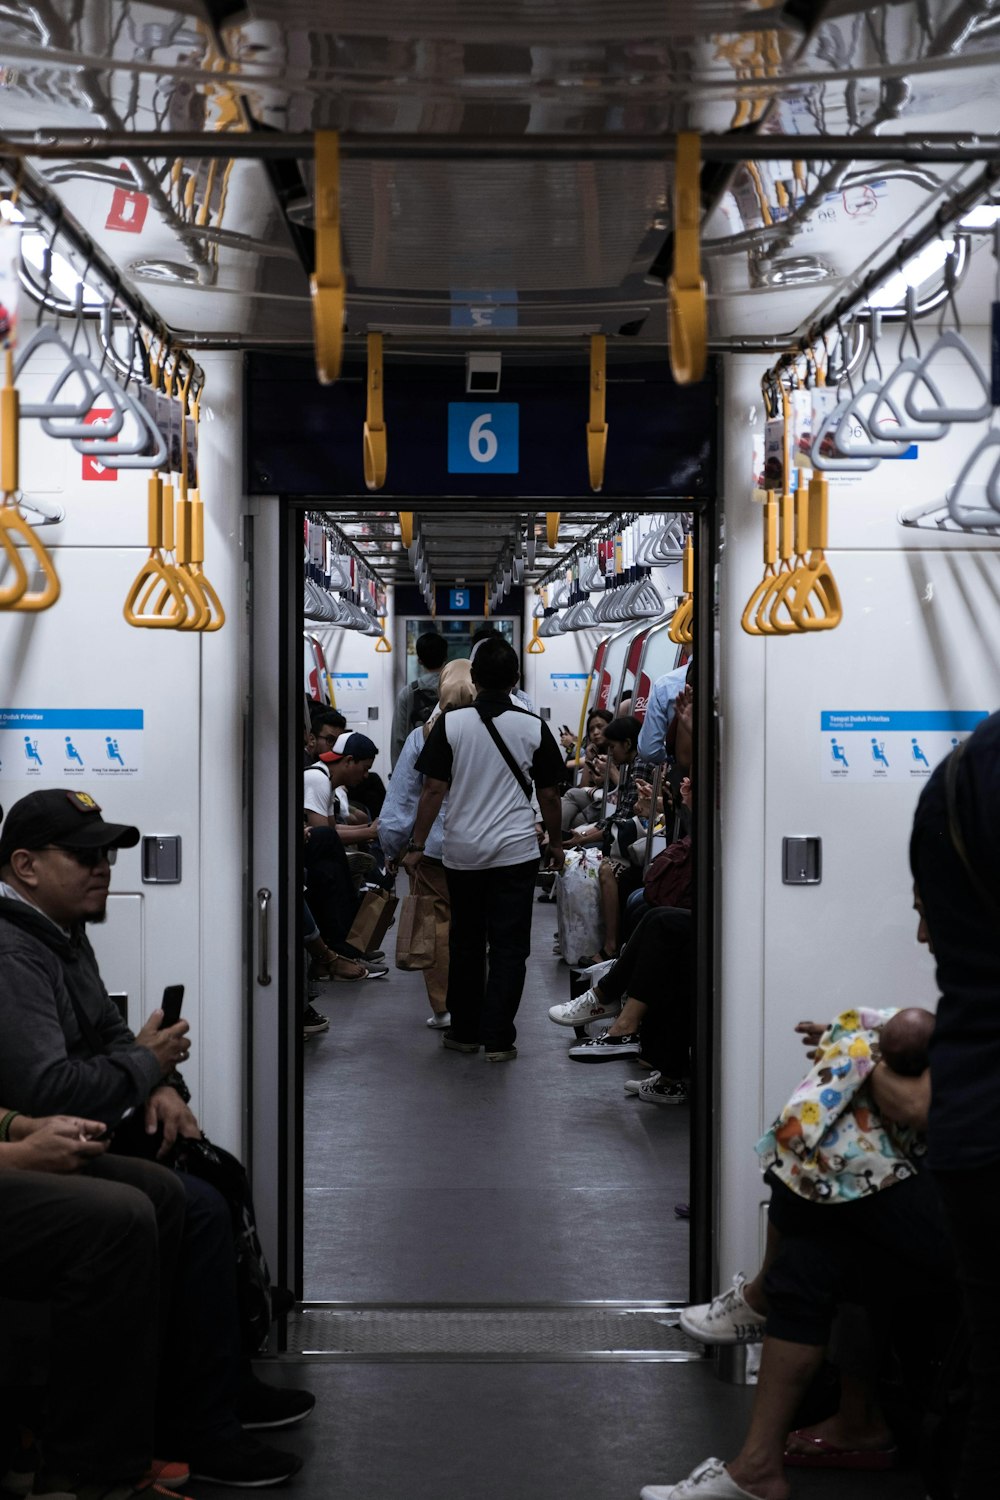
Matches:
[426,1012,451,1029]
[624,1070,661,1094]
[548,988,620,1026]
[679,1273,767,1346]
[641,1457,763,1499]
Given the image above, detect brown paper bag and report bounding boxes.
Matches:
[346,888,398,953]
[394,893,437,971]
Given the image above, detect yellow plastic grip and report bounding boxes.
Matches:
[0,507,61,612]
[667,133,708,385]
[1,383,18,496]
[363,332,387,491]
[399,511,414,548]
[546,512,560,548]
[587,334,608,492]
[310,131,345,385]
[527,616,545,654]
[375,617,392,652]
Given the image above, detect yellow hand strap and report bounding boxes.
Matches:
[310,131,345,385]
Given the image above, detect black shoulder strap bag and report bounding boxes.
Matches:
[473,702,534,803]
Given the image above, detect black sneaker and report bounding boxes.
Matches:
[442,1031,480,1053]
[567,1030,641,1061]
[302,1004,329,1036]
[240,1374,316,1430]
[189,1436,303,1487]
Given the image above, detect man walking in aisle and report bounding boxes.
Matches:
[402,637,564,1060]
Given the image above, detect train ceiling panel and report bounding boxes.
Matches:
[320,510,604,589]
[0,0,997,357]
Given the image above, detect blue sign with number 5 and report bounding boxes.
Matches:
[447,403,519,474]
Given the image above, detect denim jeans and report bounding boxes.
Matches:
[444,858,539,1050]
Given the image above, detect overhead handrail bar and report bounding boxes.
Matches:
[363,331,386,491]
[310,131,344,385]
[668,133,708,385]
[587,334,608,491]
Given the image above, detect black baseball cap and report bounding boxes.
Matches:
[0,790,140,866]
[318,732,378,764]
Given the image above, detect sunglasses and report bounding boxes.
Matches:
[39,845,118,867]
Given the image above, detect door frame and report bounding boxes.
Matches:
[247,495,719,1312]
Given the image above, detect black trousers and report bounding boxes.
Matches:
[763,1170,953,1346]
[933,1163,1000,1496]
[0,1155,185,1482]
[304,825,361,950]
[600,906,693,1076]
[445,858,539,1050]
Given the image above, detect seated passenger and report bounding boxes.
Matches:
[0,1109,187,1500]
[307,706,347,766]
[303,733,388,978]
[564,715,658,961]
[560,708,613,832]
[379,661,476,1029]
[550,906,693,1102]
[645,1002,948,1500]
[0,790,313,1488]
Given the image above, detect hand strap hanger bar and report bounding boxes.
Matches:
[587,334,608,491]
[363,332,387,491]
[669,133,707,385]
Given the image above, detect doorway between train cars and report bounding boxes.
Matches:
[247,494,718,1335]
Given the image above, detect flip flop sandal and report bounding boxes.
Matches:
[783,1432,897,1469]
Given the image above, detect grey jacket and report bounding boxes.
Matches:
[0,897,164,1124]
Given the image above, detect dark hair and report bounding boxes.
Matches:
[416,632,448,670]
[471,636,519,691]
[311,708,347,732]
[471,623,498,647]
[587,709,613,731]
[602,715,643,747]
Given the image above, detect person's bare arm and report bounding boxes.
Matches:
[305,809,331,828]
[869,1060,931,1130]
[400,779,448,876]
[535,786,565,871]
[673,685,693,772]
[336,821,379,844]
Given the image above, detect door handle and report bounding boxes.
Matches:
[256,888,272,986]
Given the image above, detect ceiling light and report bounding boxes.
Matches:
[959,204,1000,231]
[867,236,957,311]
[20,229,103,307]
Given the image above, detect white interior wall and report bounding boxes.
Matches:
[0,351,245,1152]
[313,618,396,768]
[717,319,1000,1284]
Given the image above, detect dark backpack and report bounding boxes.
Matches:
[172,1135,277,1355]
[409,683,438,730]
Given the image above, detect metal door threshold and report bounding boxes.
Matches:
[280,1301,705,1363]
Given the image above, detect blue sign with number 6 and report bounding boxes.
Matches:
[447,403,519,474]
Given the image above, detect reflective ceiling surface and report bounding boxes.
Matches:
[0,0,999,585]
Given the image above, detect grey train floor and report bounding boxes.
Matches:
[302,900,688,1301]
[236,904,928,1500]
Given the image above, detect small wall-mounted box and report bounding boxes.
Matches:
[141,835,182,884]
[782,836,822,885]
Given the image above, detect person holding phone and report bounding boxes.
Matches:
[0,790,314,1488]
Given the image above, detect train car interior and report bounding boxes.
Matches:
[1,3,1000,1497]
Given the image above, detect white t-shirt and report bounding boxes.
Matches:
[303,764,336,821]
[415,696,565,871]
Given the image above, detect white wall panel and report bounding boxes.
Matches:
[313,624,395,767]
[0,352,246,1155]
[718,341,1000,1287]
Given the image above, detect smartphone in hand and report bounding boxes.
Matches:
[159,985,185,1029]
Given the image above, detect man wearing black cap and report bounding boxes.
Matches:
[0,790,313,1488]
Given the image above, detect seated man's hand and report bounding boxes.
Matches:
[135,1013,191,1076]
[146,1086,202,1161]
[8,1115,109,1173]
